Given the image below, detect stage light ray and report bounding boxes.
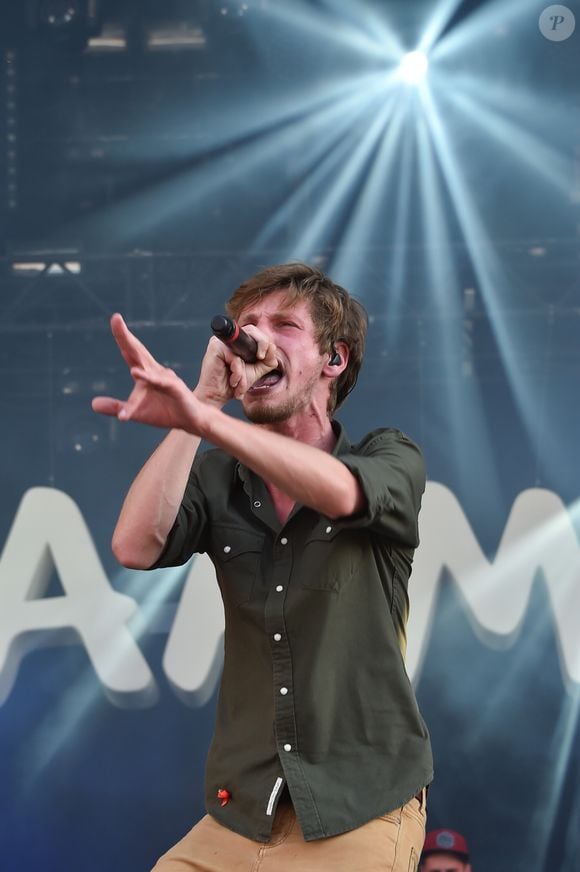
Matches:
[414,115,461,312]
[433,0,540,63]
[445,87,573,199]
[443,72,573,135]
[447,571,580,872]
[531,686,580,869]
[466,543,580,863]
[414,112,504,507]
[419,85,541,446]
[288,97,399,262]
[108,0,408,169]
[397,51,429,85]
[562,778,580,866]
[382,107,419,330]
[254,68,403,259]
[328,94,409,293]
[256,0,404,64]
[49,0,417,249]
[24,565,188,788]
[253,80,396,252]
[62,70,398,246]
[50,2,418,248]
[194,69,396,159]
[417,0,465,53]
[92,65,405,168]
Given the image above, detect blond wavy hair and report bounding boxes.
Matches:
[226,262,367,414]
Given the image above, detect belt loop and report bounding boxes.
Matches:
[415,787,427,812]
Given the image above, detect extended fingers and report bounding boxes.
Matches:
[131,362,184,389]
[92,396,125,417]
[111,313,156,369]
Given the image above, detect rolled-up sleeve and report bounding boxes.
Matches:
[337,428,425,547]
[149,457,210,569]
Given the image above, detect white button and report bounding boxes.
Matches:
[276,585,283,592]
[283,744,292,752]
[223,545,231,554]
[280,537,288,545]
[326,526,332,534]
[253,500,261,508]
[280,687,289,695]
[273,633,282,642]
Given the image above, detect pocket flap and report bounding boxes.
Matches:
[211,525,264,561]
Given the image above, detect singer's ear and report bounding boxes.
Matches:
[323,340,349,378]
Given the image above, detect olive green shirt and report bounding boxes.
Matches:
[153,422,433,842]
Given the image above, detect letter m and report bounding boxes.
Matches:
[407,483,580,686]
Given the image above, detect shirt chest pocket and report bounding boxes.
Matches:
[299,524,359,592]
[210,525,264,606]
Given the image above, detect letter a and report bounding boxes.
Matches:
[163,552,224,707]
[0,488,155,706]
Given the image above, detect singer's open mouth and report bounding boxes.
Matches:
[249,366,284,393]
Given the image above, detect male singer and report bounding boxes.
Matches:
[93,262,432,871]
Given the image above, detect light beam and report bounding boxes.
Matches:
[397,50,429,85]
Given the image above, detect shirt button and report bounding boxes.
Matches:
[326,526,332,534]
[223,545,231,554]
[280,687,289,695]
[276,585,284,592]
[283,744,292,752]
[253,500,261,508]
[280,537,288,545]
[273,633,282,642]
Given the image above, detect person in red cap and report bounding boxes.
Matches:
[420,829,471,872]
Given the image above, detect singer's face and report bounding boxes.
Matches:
[237,291,328,425]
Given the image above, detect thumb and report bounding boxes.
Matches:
[92,396,124,417]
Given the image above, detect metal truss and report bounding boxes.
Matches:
[1,239,580,336]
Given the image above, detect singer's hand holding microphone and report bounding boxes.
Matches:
[209,315,278,401]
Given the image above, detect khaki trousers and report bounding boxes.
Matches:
[151,791,427,872]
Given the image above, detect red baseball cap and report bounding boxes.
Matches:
[422,829,470,860]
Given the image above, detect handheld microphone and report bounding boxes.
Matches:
[211,315,258,363]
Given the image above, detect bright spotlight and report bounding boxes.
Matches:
[398,51,429,85]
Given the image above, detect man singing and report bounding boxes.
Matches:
[92,262,433,871]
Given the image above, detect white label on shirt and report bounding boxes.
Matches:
[266,777,284,816]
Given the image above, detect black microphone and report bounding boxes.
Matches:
[211,315,258,363]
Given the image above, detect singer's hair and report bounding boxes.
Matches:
[226,262,368,414]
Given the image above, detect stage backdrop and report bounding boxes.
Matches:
[1,1,580,870]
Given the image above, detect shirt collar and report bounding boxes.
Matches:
[331,419,351,457]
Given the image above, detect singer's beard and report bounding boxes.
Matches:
[243,373,316,425]
[245,401,296,425]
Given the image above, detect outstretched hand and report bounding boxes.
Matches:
[92,314,279,433]
[92,314,198,431]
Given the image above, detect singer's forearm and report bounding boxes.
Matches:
[112,428,202,569]
[198,407,364,519]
